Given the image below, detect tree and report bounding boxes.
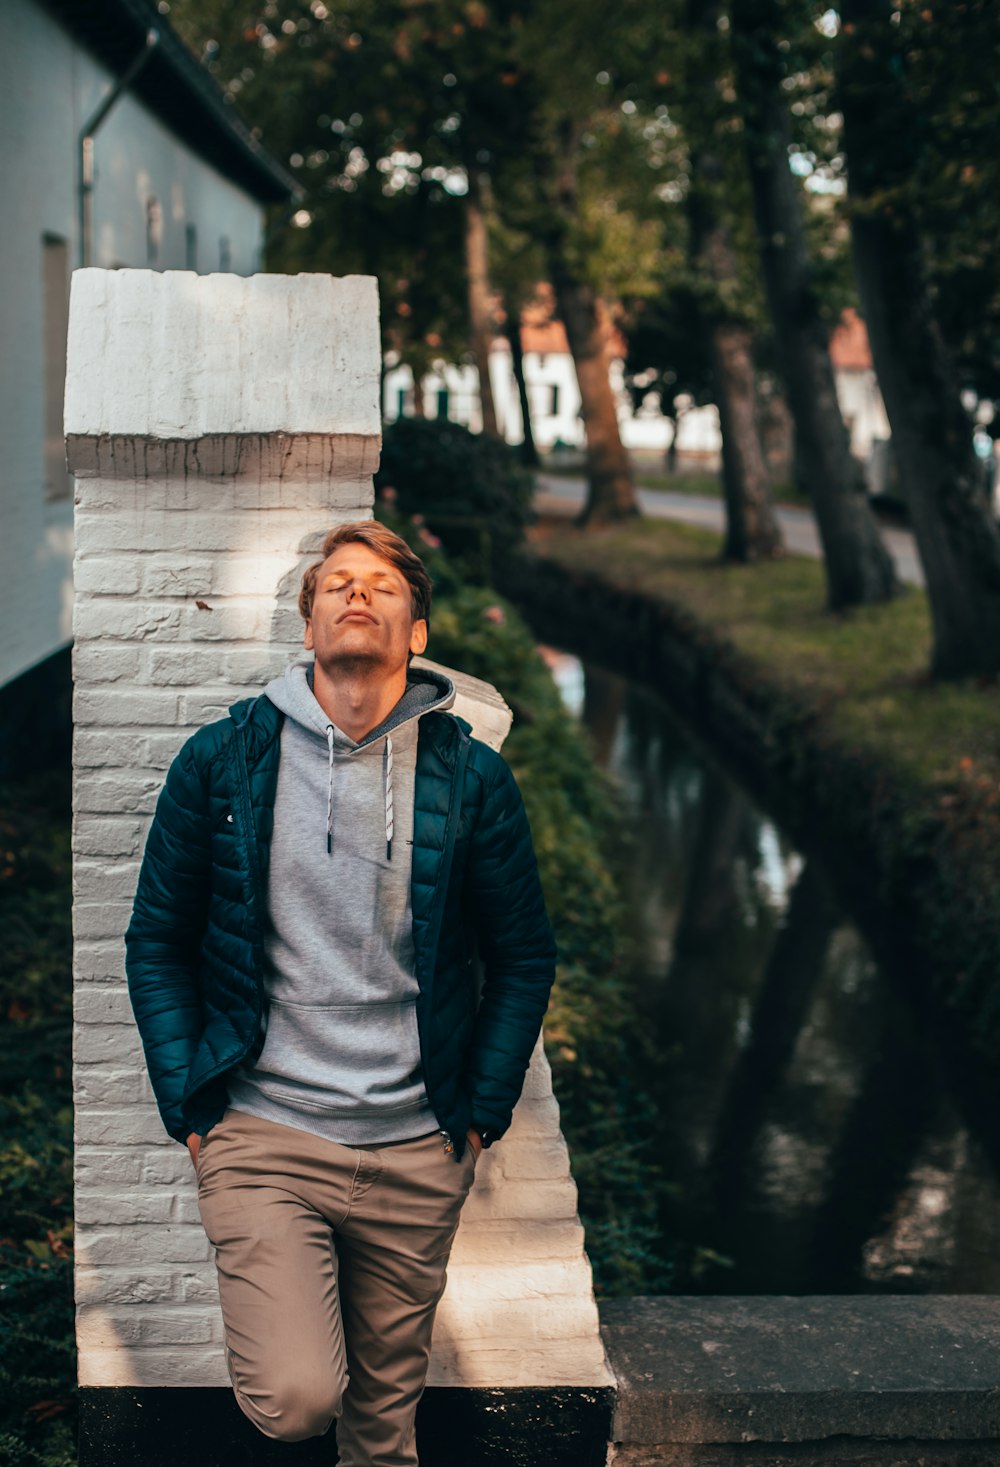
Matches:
[837,0,1000,678]
[886,0,1000,422]
[488,209,550,467]
[491,0,666,525]
[729,0,899,607]
[464,167,500,435]
[168,0,507,416]
[680,0,785,562]
[169,0,647,524]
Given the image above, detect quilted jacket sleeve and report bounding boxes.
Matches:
[463,748,557,1140]
[124,735,213,1143]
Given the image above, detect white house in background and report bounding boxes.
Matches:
[383,298,720,462]
[383,297,891,480]
[0,0,296,770]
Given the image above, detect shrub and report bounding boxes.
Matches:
[375,417,535,576]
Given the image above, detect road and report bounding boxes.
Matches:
[534,472,926,588]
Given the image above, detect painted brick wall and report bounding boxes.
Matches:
[67,268,611,1392]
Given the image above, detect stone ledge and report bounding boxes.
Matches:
[601,1296,1000,1447]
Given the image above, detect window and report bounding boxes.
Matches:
[42,234,70,503]
[550,383,560,417]
[219,235,231,271]
[185,223,198,271]
[436,387,450,421]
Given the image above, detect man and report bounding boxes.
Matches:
[125,521,557,1465]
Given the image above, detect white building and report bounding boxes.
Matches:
[382,303,720,463]
[0,0,296,771]
[383,299,891,483]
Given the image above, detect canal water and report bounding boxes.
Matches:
[542,646,1000,1295]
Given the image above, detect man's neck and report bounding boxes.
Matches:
[311,660,408,744]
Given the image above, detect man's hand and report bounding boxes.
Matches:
[467,1128,483,1162]
[186,1133,201,1167]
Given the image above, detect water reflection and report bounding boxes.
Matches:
[542,647,1000,1294]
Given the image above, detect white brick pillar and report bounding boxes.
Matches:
[66,269,612,1443]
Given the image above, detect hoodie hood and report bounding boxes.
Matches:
[261,658,456,858]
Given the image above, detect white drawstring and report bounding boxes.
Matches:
[384,734,394,861]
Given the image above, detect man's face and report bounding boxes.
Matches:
[304,541,427,677]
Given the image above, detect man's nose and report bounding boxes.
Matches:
[346,579,370,601]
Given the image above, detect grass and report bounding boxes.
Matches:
[530,515,1000,796]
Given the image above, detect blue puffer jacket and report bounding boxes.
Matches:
[125,693,557,1161]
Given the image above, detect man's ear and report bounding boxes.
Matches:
[303,618,314,650]
[409,619,428,657]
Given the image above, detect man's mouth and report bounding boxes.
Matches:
[339,610,378,624]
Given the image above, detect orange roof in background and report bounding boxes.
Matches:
[510,287,870,369]
[829,308,873,370]
[516,284,628,358]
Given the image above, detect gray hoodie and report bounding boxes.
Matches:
[226,658,457,1144]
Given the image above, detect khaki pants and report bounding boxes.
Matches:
[195,1106,477,1466]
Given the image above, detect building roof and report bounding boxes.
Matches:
[515,291,874,372]
[42,0,301,205]
[518,284,629,358]
[829,308,874,371]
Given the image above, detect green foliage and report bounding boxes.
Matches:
[0,773,76,1466]
[165,0,1000,461]
[375,417,535,574]
[165,0,674,382]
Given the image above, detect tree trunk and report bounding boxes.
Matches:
[757,376,795,492]
[685,0,784,563]
[550,272,639,526]
[507,305,540,468]
[730,0,898,610]
[714,321,784,561]
[540,121,639,527]
[839,0,1000,678]
[464,169,499,438]
[665,412,678,474]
